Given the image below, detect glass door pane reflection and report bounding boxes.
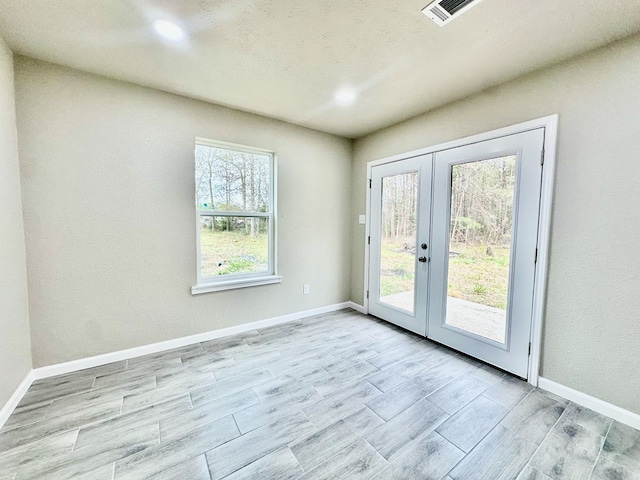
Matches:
[445,155,516,343]
[379,172,419,314]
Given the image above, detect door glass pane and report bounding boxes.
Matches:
[200,216,269,278]
[445,155,516,343]
[379,172,419,314]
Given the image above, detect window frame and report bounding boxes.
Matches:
[191,137,280,295]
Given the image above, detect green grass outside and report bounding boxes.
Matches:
[200,231,509,308]
[200,229,268,277]
[380,242,510,309]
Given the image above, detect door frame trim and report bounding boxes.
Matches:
[363,114,558,387]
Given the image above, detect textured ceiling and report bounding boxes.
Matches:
[1,0,640,138]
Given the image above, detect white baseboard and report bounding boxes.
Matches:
[32,301,353,380]
[348,301,365,313]
[0,370,36,430]
[538,377,640,430]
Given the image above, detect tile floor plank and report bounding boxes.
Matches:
[146,455,211,480]
[367,345,419,370]
[290,407,384,472]
[311,363,379,397]
[411,341,448,360]
[589,456,639,480]
[426,372,491,414]
[126,344,203,370]
[180,350,235,372]
[365,360,427,392]
[365,380,432,421]
[30,361,126,388]
[223,447,303,480]
[0,429,77,474]
[302,380,382,429]
[47,374,156,419]
[93,360,178,389]
[322,359,378,382]
[200,337,250,356]
[233,392,302,435]
[74,395,190,449]
[122,378,214,413]
[266,353,331,379]
[469,364,507,385]
[161,388,259,441]
[300,438,387,480]
[114,415,239,480]
[449,425,537,480]
[411,356,475,394]
[516,465,554,479]
[483,374,533,410]
[15,424,159,479]
[2,402,52,430]
[189,369,273,406]
[562,403,612,437]
[501,389,567,446]
[371,431,464,480]
[253,375,324,408]
[0,398,121,451]
[155,366,217,389]
[17,377,96,408]
[212,351,282,381]
[75,421,159,457]
[206,411,315,479]
[601,421,640,473]
[436,394,509,453]
[73,463,115,480]
[364,398,448,461]
[529,417,604,479]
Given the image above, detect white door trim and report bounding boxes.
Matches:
[363,114,558,386]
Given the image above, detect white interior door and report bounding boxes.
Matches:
[427,129,544,377]
[368,154,432,335]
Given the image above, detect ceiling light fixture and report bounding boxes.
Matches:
[152,19,185,41]
[335,88,356,106]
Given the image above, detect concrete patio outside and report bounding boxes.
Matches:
[380,291,506,343]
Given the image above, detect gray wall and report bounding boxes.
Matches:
[0,37,32,406]
[15,57,353,367]
[351,34,640,414]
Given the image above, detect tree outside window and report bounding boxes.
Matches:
[195,139,275,286]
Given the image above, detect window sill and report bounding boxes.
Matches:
[191,275,282,295]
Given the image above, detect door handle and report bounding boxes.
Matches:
[418,256,427,263]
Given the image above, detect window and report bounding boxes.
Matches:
[191,138,279,294]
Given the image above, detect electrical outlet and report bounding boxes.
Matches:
[303,284,310,295]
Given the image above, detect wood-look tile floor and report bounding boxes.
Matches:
[1,309,639,480]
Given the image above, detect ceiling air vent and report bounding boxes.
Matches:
[422,0,485,26]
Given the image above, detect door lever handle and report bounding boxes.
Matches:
[418,256,427,263]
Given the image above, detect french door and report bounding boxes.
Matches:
[368,154,432,335]
[367,129,544,378]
